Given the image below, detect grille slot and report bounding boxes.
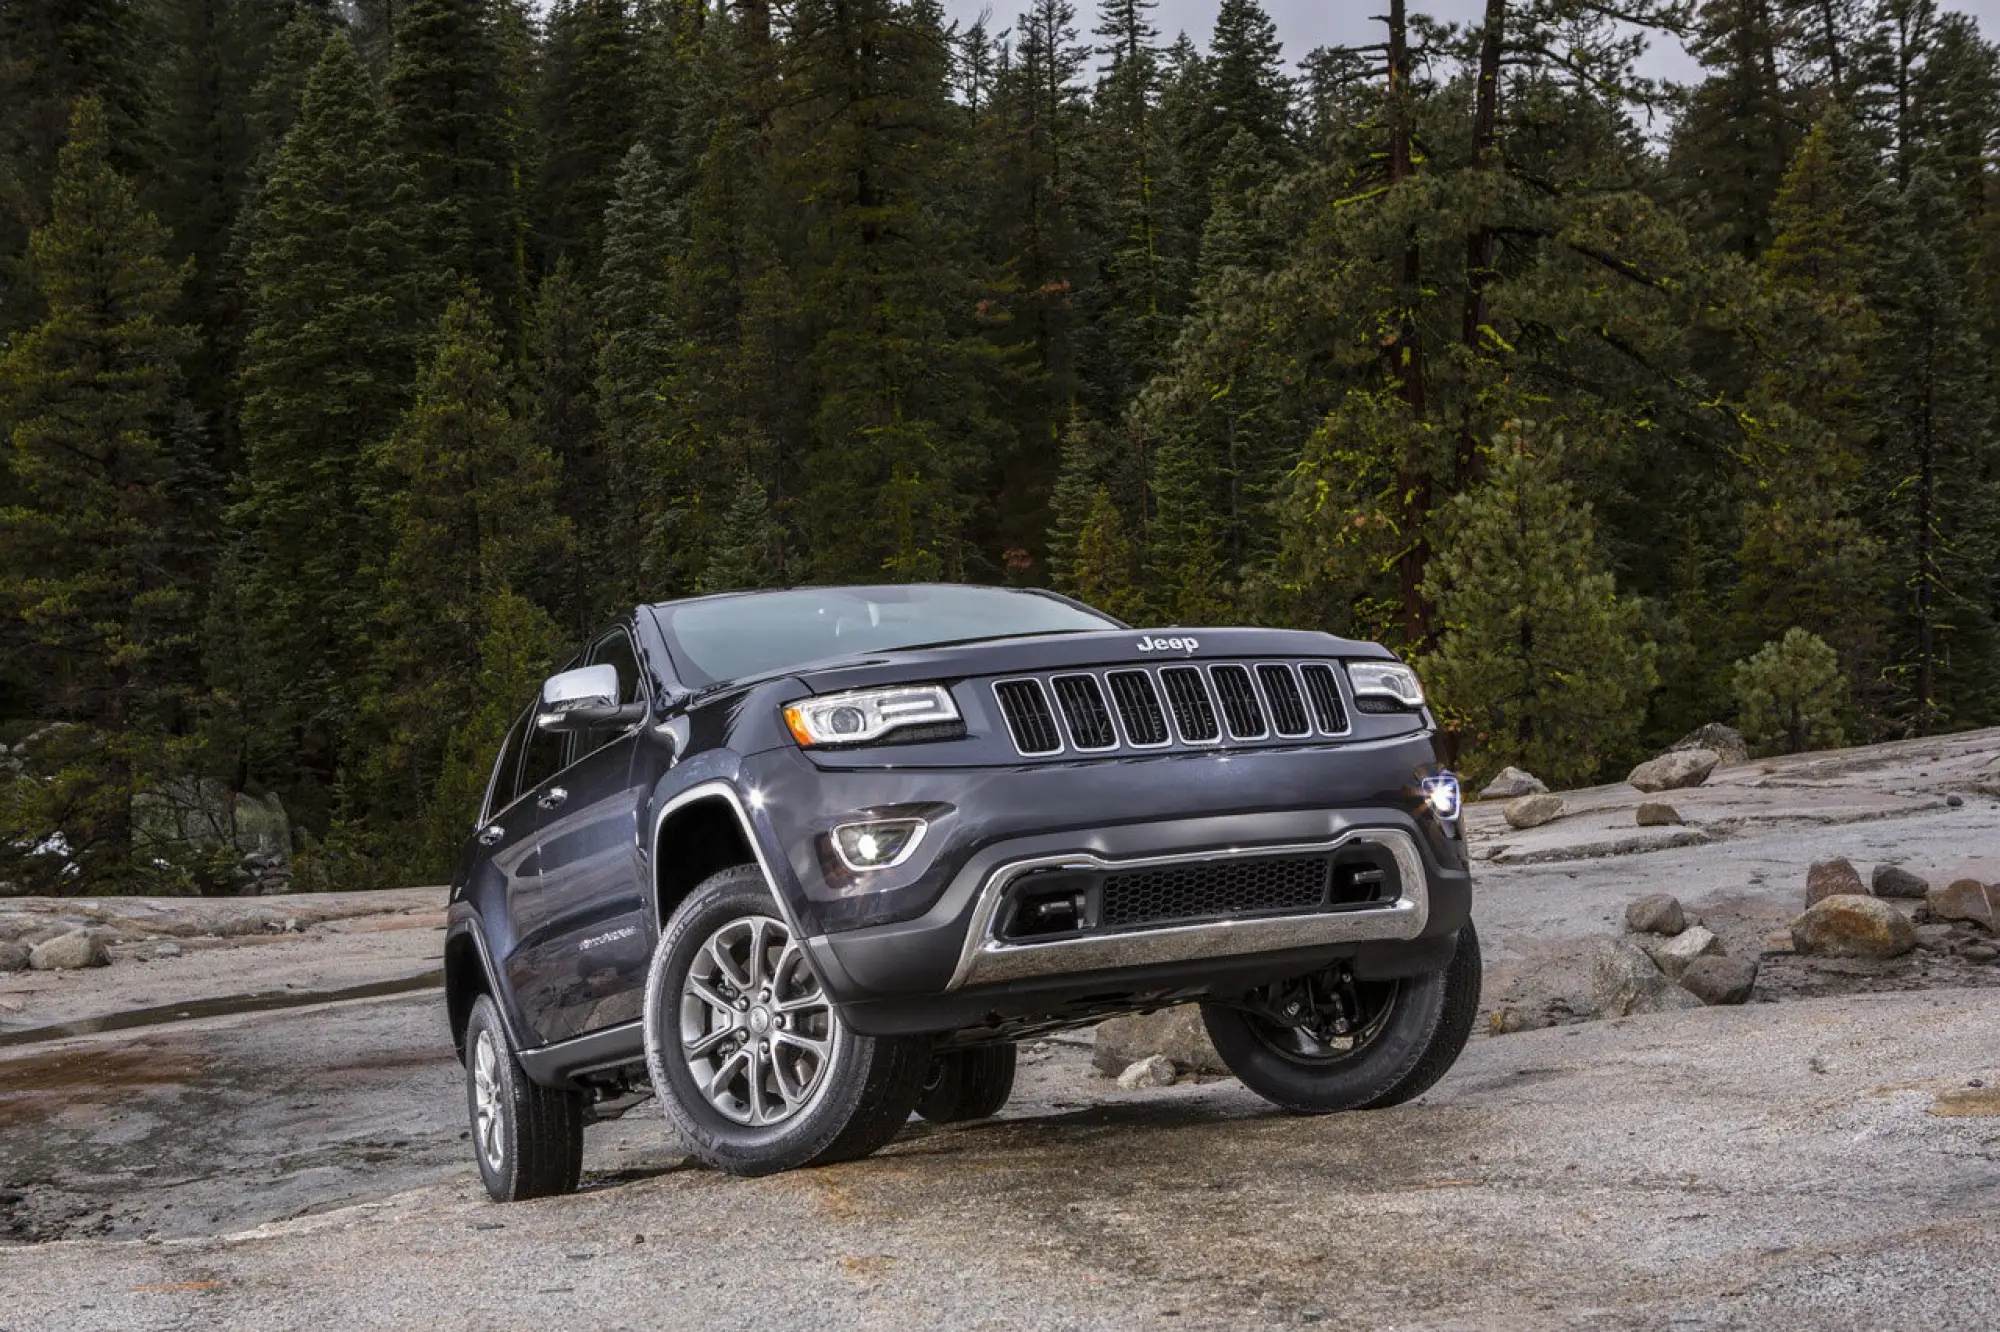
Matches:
[1100,855,1329,929]
[1105,670,1170,747]
[1051,674,1117,751]
[1298,664,1349,734]
[993,679,1062,755]
[1258,664,1311,737]
[1157,666,1220,742]
[1209,665,1267,739]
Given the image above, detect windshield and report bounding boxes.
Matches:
[655,585,1119,687]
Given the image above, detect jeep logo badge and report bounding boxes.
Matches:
[1135,635,1199,655]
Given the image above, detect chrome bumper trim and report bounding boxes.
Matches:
[944,828,1431,991]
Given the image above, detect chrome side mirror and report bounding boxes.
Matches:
[542,664,619,713]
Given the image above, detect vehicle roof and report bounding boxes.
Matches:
[643,583,1075,614]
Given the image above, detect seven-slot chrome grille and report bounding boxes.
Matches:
[992,662,1350,757]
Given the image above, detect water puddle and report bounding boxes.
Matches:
[0,971,441,1050]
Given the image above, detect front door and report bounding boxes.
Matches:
[515,628,654,1045]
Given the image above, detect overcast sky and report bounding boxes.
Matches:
[939,0,2000,85]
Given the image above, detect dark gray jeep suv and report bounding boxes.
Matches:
[445,584,1478,1196]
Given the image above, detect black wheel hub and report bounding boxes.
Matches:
[1237,965,1400,1065]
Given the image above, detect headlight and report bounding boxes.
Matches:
[783,684,961,747]
[1346,660,1425,708]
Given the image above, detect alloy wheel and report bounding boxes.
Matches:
[678,914,839,1126]
[471,1028,506,1172]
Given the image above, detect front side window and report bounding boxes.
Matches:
[578,628,645,756]
[484,708,531,821]
[655,586,1118,687]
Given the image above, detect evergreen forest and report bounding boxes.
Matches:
[4,0,2000,895]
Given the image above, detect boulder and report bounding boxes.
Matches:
[1590,937,1702,1017]
[0,940,30,972]
[1635,802,1683,827]
[1649,925,1725,979]
[1503,793,1565,830]
[1627,748,1719,793]
[1116,1055,1178,1089]
[1093,1006,1227,1077]
[1479,766,1549,800]
[1669,724,1749,767]
[1681,955,1758,1006]
[1928,878,1998,932]
[1625,893,1687,936]
[1806,857,1869,907]
[1871,865,1930,900]
[28,930,110,971]
[1791,896,1917,958]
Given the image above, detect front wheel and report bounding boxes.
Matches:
[643,865,930,1177]
[1201,923,1482,1114]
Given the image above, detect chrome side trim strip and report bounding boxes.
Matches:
[944,828,1431,991]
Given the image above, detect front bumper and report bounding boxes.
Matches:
[735,736,1470,1038]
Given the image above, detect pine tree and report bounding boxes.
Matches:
[523,261,605,631]
[698,471,786,594]
[1673,0,1798,259]
[1420,434,1657,788]
[1863,168,2000,733]
[229,34,422,825]
[361,287,566,864]
[0,99,199,891]
[1196,0,1292,192]
[777,0,1015,582]
[1733,627,1848,753]
[0,0,163,333]
[537,0,645,273]
[385,0,523,323]
[594,143,680,601]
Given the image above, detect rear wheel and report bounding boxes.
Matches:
[464,994,587,1201]
[1201,923,1482,1114]
[643,865,930,1176]
[915,1044,1018,1124]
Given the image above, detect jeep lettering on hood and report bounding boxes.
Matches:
[1134,635,1199,654]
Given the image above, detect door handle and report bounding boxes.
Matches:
[477,824,505,846]
[538,786,569,811]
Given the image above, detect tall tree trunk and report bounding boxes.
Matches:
[1915,338,1937,734]
[1386,0,1431,650]
[1457,0,1505,493]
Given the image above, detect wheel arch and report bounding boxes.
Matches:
[445,927,491,1062]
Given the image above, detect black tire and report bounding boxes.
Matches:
[1201,923,1483,1114]
[915,1044,1018,1124]
[643,864,930,1177]
[464,994,587,1202]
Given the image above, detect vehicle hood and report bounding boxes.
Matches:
[789,627,1394,695]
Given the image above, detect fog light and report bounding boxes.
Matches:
[1421,772,1461,822]
[832,818,927,872]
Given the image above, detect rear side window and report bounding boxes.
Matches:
[520,714,569,796]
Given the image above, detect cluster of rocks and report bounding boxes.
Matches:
[0,929,111,973]
[1789,857,1996,960]
[1599,893,1759,1012]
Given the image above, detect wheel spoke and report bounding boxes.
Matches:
[706,1047,749,1102]
[744,917,769,991]
[704,933,752,991]
[687,974,736,1017]
[684,1023,734,1060]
